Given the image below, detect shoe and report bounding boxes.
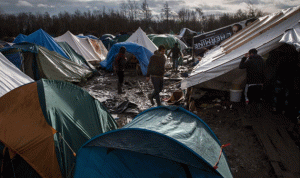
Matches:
[148,94,155,106]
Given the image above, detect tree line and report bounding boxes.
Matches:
[0,0,266,41]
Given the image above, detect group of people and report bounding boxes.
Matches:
[239,46,300,123]
[113,43,183,106]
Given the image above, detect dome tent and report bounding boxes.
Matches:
[0,79,118,177]
[74,106,233,178]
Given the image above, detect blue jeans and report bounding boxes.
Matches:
[151,76,163,106]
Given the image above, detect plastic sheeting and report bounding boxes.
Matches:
[0,52,33,97]
[280,22,300,51]
[100,42,153,76]
[181,5,300,90]
[23,29,69,59]
[55,31,103,63]
[37,79,118,177]
[126,27,158,53]
[13,34,27,44]
[37,46,93,82]
[74,106,232,178]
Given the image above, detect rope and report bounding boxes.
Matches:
[213,143,231,169]
[58,133,76,157]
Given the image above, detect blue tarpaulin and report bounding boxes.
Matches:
[23,29,69,59]
[13,34,27,44]
[100,42,153,76]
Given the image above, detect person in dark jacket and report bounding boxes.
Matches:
[113,46,127,94]
[239,48,264,115]
[146,45,166,106]
[167,43,183,72]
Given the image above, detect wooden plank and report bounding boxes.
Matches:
[270,161,284,178]
[266,127,299,173]
[252,125,281,162]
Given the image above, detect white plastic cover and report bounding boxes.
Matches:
[54,31,103,64]
[181,5,300,90]
[0,52,34,97]
[280,22,300,51]
[126,27,158,53]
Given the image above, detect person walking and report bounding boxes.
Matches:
[113,46,127,94]
[167,43,183,72]
[239,48,265,116]
[146,45,166,106]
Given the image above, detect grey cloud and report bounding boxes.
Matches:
[224,0,266,5]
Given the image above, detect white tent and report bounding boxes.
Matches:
[181,5,300,90]
[54,31,107,65]
[279,21,300,52]
[78,37,107,64]
[0,52,34,97]
[126,27,158,53]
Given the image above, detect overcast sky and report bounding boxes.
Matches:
[0,0,299,17]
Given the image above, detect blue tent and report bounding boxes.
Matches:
[77,35,99,40]
[74,106,233,178]
[100,42,153,76]
[13,34,27,44]
[23,29,69,59]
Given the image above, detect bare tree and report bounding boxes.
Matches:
[161,1,171,26]
[141,0,152,21]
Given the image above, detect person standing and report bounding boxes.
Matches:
[167,43,183,72]
[146,45,166,106]
[113,46,127,94]
[239,48,265,116]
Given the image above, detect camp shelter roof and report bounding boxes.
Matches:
[115,33,130,42]
[55,31,104,64]
[147,34,188,51]
[126,27,158,53]
[181,5,300,90]
[0,52,34,97]
[100,42,153,75]
[279,21,300,51]
[178,28,198,39]
[78,37,108,62]
[13,34,27,44]
[100,34,115,41]
[0,79,118,177]
[74,106,232,178]
[57,41,95,70]
[77,34,99,40]
[23,29,69,59]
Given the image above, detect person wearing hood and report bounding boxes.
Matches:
[113,46,127,94]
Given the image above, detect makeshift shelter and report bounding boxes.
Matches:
[0,52,33,97]
[115,33,130,42]
[181,5,300,90]
[0,79,118,177]
[55,31,106,65]
[13,33,27,44]
[279,21,300,51]
[101,37,116,51]
[178,28,198,47]
[23,29,69,59]
[100,42,153,76]
[147,34,188,51]
[78,37,108,64]
[0,42,93,83]
[74,106,233,178]
[100,34,115,41]
[126,27,158,53]
[77,34,99,40]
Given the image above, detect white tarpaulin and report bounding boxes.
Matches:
[280,21,300,51]
[181,5,300,90]
[126,27,158,53]
[55,31,105,64]
[0,52,34,97]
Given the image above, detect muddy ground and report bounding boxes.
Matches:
[78,62,297,178]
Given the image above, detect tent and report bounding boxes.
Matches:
[178,28,198,47]
[23,29,69,59]
[100,42,153,76]
[126,27,158,53]
[57,41,95,70]
[279,21,300,51]
[181,5,300,90]
[0,79,118,177]
[74,106,233,178]
[100,34,115,41]
[13,33,27,44]
[55,31,106,65]
[78,37,108,64]
[115,33,130,42]
[0,42,93,83]
[147,34,188,51]
[0,52,33,97]
[77,34,99,40]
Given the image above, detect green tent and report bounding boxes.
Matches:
[147,34,182,50]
